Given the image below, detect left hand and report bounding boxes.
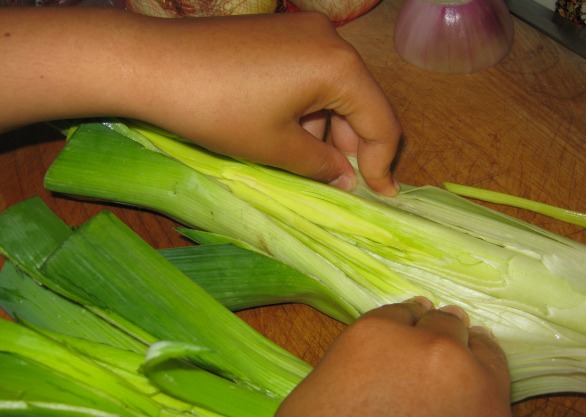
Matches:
[276,297,511,417]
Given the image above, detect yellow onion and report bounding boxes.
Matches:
[394,0,514,73]
[283,0,381,26]
[126,0,278,18]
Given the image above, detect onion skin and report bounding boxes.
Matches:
[125,0,379,23]
[284,0,381,26]
[394,0,514,74]
[126,0,278,18]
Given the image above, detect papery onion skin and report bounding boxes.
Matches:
[284,0,381,26]
[394,0,514,74]
[119,0,379,24]
[126,0,278,18]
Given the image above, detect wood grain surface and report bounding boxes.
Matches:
[1,0,585,415]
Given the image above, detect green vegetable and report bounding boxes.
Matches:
[0,197,310,416]
[443,182,586,228]
[42,120,586,402]
[0,350,138,417]
[160,237,350,318]
[0,319,162,417]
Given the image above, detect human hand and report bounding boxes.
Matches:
[130,11,401,195]
[0,9,400,195]
[275,297,511,417]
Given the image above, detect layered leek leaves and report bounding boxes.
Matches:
[2,119,585,407]
[0,197,306,417]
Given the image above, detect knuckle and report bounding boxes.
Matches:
[345,314,395,340]
[422,334,472,372]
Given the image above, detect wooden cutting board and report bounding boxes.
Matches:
[1,0,585,415]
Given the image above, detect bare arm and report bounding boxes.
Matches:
[0,9,400,194]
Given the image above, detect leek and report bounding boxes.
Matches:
[0,198,147,352]
[43,120,586,402]
[0,319,163,417]
[0,351,141,417]
[37,210,309,397]
[160,237,351,318]
[43,122,362,321]
[0,197,311,398]
[0,197,307,416]
[0,319,225,417]
[443,182,586,228]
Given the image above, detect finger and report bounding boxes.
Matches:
[354,103,401,196]
[300,110,329,141]
[329,113,360,155]
[359,296,434,326]
[468,327,511,390]
[331,72,402,196]
[415,306,470,346]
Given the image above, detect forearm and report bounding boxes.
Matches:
[1,9,401,194]
[0,8,155,131]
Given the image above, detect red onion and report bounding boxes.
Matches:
[394,0,514,73]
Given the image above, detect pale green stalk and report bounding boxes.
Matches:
[443,182,586,228]
[130,123,586,331]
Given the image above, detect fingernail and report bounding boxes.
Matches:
[439,305,469,324]
[393,177,401,194]
[406,296,434,311]
[329,172,357,192]
[379,176,400,197]
[469,326,495,339]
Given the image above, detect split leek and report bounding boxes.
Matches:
[44,122,362,322]
[43,120,586,402]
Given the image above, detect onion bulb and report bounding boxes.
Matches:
[393,0,514,73]
[283,0,381,26]
[126,0,278,18]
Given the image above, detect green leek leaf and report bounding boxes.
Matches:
[37,209,310,398]
[143,342,280,417]
[160,242,353,321]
